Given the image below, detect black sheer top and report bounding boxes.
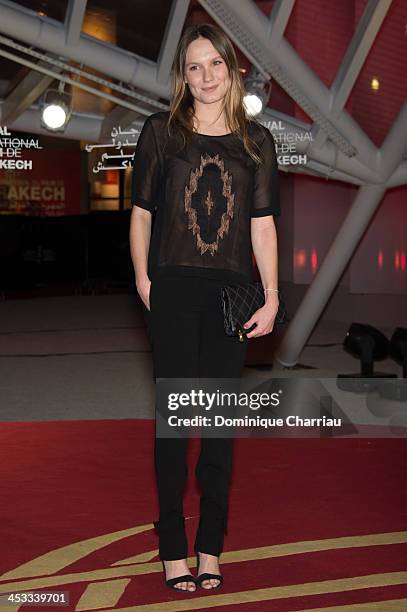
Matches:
[131,111,280,283]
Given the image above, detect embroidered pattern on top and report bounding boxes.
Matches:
[184,153,235,255]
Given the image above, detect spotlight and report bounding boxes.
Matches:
[389,327,407,377]
[40,86,72,132]
[337,323,397,393]
[375,327,407,401]
[243,68,271,117]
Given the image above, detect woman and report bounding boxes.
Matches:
[129,23,280,593]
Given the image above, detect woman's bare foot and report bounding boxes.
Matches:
[197,552,222,589]
[163,559,196,591]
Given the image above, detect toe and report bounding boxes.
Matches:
[203,578,220,589]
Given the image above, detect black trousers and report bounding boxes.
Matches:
[147,274,248,560]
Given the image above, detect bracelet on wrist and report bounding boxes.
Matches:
[263,288,279,292]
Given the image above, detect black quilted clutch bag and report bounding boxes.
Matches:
[221,282,287,341]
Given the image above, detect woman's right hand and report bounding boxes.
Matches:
[136,277,152,311]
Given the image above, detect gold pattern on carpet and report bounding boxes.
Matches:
[0,527,406,610]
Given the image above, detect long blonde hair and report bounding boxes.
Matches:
[166,23,263,164]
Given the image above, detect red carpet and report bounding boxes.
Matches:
[0,420,406,610]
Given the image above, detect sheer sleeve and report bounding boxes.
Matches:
[131,117,161,212]
[251,127,280,218]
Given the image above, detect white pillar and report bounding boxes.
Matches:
[275,183,386,366]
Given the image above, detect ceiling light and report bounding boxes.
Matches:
[243,68,271,117]
[371,77,380,91]
[40,86,72,132]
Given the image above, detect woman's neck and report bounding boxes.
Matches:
[192,112,229,135]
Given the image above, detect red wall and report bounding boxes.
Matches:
[0,150,81,216]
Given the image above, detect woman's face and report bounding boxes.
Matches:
[184,37,230,106]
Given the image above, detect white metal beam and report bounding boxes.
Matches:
[198,0,407,368]
[65,0,87,47]
[99,105,141,140]
[276,100,407,367]
[330,0,392,114]
[0,0,169,98]
[0,59,61,123]
[156,0,190,85]
[267,0,295,49]
[261,108,379,183]
[1,103,101,141]
[199,0,378,168]
[276,183,388,367]
[378,100,407,180]
[1,0,405,192]
[313,0,391,150]
[0,44,155,117]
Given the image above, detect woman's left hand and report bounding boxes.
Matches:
[243,294,279,339]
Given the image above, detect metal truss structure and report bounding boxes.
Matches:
[0,0,406,366]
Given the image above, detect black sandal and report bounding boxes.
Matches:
[162,562,197,592]
[195,553,223,590]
